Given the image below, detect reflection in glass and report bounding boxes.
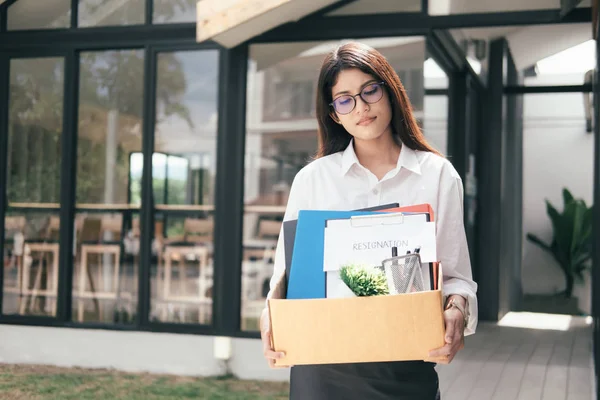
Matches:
[7,0,70,30]
[423,58,449,155]
[74,211,136,323]
[242,38,426,330]
[149,50,219,325]
[448,29,488,77]
[78,0,145,27]
[3,57,64,316]
[423,95,448,155]
[73,50,144,324]
[153,0,197,24]
[77,50,144,205]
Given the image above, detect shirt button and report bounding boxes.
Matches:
[372,188,379,195]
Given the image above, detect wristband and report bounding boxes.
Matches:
[444,296,468,327]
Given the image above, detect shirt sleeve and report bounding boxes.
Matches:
[265,168,310,303]
[436,162,479,336]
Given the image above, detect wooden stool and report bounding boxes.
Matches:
[20,242,60,315]
[160,246,210,323]
[77,244,121,322]
[3,216,26,295]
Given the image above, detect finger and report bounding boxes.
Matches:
[265,349,286,359]
[444,317,456,344]
[442,343,463,365]
[428,343,452,359]
[261,329,272,352]
[262,330,286,360]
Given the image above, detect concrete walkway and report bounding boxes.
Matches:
[437,313,594,400]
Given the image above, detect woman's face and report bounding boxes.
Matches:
[330,68,393,143]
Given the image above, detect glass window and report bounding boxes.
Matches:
[7,0,70,30]
[522,92,593,302]
[430,1,561,14]
[153,0,196,24]
[74,50,144,324]
[242,38,426,331]
[3,57,64,317]
[78,0,145,27]
[529,38,595,86]
[149,50,219,325]
[423,94,448,156]
[424,58,449,155]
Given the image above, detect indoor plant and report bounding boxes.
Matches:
[526,188,593,298]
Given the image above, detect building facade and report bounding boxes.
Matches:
[0,0,598,390]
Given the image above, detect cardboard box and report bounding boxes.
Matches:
[268,263,446,366]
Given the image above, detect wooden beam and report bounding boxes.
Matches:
[196,0,338,47]
[197,0,291,45]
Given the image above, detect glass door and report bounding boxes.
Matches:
[2,54,67,317]
[147,48,220,325]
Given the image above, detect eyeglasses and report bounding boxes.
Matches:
[330,81,386,115]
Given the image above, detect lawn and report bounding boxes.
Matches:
[0,364,289,400]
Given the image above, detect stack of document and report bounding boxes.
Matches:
[284,203,438,300]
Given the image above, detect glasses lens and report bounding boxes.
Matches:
[361,83,383,104]
[333,95,355,114]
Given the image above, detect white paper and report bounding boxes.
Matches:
[323,221,436,272]
[326,271,357,298]
[323,215,436,298]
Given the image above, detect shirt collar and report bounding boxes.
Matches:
[396,142,422,175]
[341,138,422,176]
[341,139,360,176]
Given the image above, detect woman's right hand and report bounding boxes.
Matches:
[260,309,286,368]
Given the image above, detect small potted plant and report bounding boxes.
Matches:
[339,264,389,297]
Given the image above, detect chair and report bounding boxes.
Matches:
[3,216,26,294]
[241,218,281,303]
[76,214,123,322]
[20,216,60,315]
[158,217,213,323]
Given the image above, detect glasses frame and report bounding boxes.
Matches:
[329,81,387,115]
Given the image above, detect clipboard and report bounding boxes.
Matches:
[323,211,436,297]
[287,206,407,300]
[283,203,399,286]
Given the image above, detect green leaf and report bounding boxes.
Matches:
[562,188,575,206]
[339,264,389,297]
[526,233,552,253]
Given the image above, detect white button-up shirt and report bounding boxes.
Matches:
[267,140,478,335]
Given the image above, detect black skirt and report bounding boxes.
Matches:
[289,361,440,400]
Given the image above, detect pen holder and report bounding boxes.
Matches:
[380,253,425,294]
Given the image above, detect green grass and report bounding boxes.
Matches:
[0,364,289,400]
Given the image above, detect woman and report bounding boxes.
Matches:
[260,41,478,400]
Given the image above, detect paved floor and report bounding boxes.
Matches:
[436,313,594,400]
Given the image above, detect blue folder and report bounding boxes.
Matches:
[287,209,388,299]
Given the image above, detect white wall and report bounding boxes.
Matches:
[521,73,594,304]
[0,325,290,382]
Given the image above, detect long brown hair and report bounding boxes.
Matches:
[315,41,442,158]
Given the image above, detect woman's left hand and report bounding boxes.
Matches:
[427,305,465,364]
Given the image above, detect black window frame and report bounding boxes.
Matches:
[0,0,594,345]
